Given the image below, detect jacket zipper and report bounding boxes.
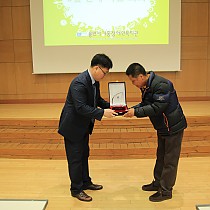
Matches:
[163,113,170,131]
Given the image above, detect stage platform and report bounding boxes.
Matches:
[0,101,210,159]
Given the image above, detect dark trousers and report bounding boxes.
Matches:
[64,133,92,195]
[153,130,184,192]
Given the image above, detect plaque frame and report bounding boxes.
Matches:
[108,82,128,115]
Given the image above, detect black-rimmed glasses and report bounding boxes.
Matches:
[98,66,109,75]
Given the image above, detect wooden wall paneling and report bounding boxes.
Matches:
[0,40,14,62]
[0,0,12,6]
[12,0,29,6]
[46,73,76,84]
[126,83,140,94]
[176,91,207,97]
[44,93,66,101]
[108,72,128,82]
[181,37,208,60]
[208,3,210,60]
[45,74,75,95]
[98,80,109,100]
[0,63,17,95]
[126,81,142,102]
[14,39,32,62]
[207,63,210,95]
[0,0,210,101]
[207,3,210,95]
[0,94,19,100]
[0,7,13,40]
[156,72,177,86]
[176,59,208,93]
[12,5,31,39]
[100,74,113,97]
[181,2,208,36]
[15,63,47,97]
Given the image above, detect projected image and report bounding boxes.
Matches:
[43,0,169,46]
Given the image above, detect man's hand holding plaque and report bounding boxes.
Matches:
[123,108,135,118]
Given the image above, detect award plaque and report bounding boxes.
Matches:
[108,82,128,115]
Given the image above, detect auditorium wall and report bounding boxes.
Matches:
[0,0,210,103]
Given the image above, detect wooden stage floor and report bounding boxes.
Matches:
[0,157,210,210]
[0,101,210,119]
[0,101,210,159]
[0,102,210,209]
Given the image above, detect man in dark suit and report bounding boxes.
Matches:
[58,54,117,202]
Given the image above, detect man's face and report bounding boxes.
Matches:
[128,74,146,89]
[94,66,109,81]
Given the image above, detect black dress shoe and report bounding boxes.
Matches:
[149,190,172,202]
[72,191,92,202]
[83,183,103,190]
[142,181,159,191]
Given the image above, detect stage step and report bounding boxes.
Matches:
[0,116,210,159]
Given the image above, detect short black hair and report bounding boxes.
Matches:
[126,63,146,78]
[91,54,113,69]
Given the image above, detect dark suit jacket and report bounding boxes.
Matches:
[58,70,110,140]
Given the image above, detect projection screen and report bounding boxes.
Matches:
[30,0,181,74]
